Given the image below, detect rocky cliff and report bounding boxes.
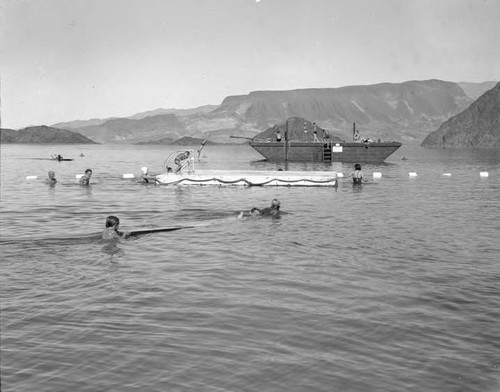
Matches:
[0,126,97,144]
[421,83,500,148]
[210,80,473,141]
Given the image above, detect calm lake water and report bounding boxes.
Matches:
[1,143,499,392]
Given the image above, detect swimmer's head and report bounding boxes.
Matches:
[354,163,361,171]
[105,215,120,228]
[271,199,281,210]
[85,168,93,175]
[48,171,56,179]
[141,167,148,174]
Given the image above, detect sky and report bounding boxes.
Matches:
[1,0,499,129]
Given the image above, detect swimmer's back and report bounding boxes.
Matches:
[101,228,124,240]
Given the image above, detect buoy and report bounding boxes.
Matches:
[26,175,38,180]
[123,173,135,179]
[76,174,84,179]
[480,172,489,177]
[409,172,418,177]
[442,173,451,176]
[337,173,344,178]
[372,172,382,178]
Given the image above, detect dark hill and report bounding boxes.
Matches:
[0,126,97,144]
[421,82,500,148]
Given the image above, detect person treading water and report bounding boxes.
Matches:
[139,167,158,184]
[101,216,130,240]
[45,171,57,184]
[350,163,366,186]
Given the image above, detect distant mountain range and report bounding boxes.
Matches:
[3,80,498,146]
[421,82,500,148]
[0,126,97,144]
[63,113,187,144]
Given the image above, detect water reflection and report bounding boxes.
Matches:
[352,183,363,192]
[101,240,124,257]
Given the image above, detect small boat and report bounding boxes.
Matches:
[248,118,402,163]
[155,150,338,187]
[51,154,74,161]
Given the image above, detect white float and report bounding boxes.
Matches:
[123,174,135,179]
[26,175,38,180]
[408,172,418,177]
[480,172,489,177]
[156,170,338,187]
[372,172,382,178]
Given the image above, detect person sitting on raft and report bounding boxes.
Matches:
[45,171,57,184]
[174,151,192,173]
[101,216,130,240]
[350,163,366,185]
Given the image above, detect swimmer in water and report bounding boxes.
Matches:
[79,168,92,185]
[45,171,57,184]
[351,163,366,185]
[139,167,157,183]
[260,199,281,216]
[238,199,282,219]
[101,216,130,240]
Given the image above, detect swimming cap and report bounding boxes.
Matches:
[141,167,148,173]
[271,199,280,207]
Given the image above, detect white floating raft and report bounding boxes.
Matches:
[155,170,338,187]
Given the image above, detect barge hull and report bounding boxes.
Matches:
[250,141,401,163]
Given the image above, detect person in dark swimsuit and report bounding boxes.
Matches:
[101,216,130,240]
[351,163,366,185]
